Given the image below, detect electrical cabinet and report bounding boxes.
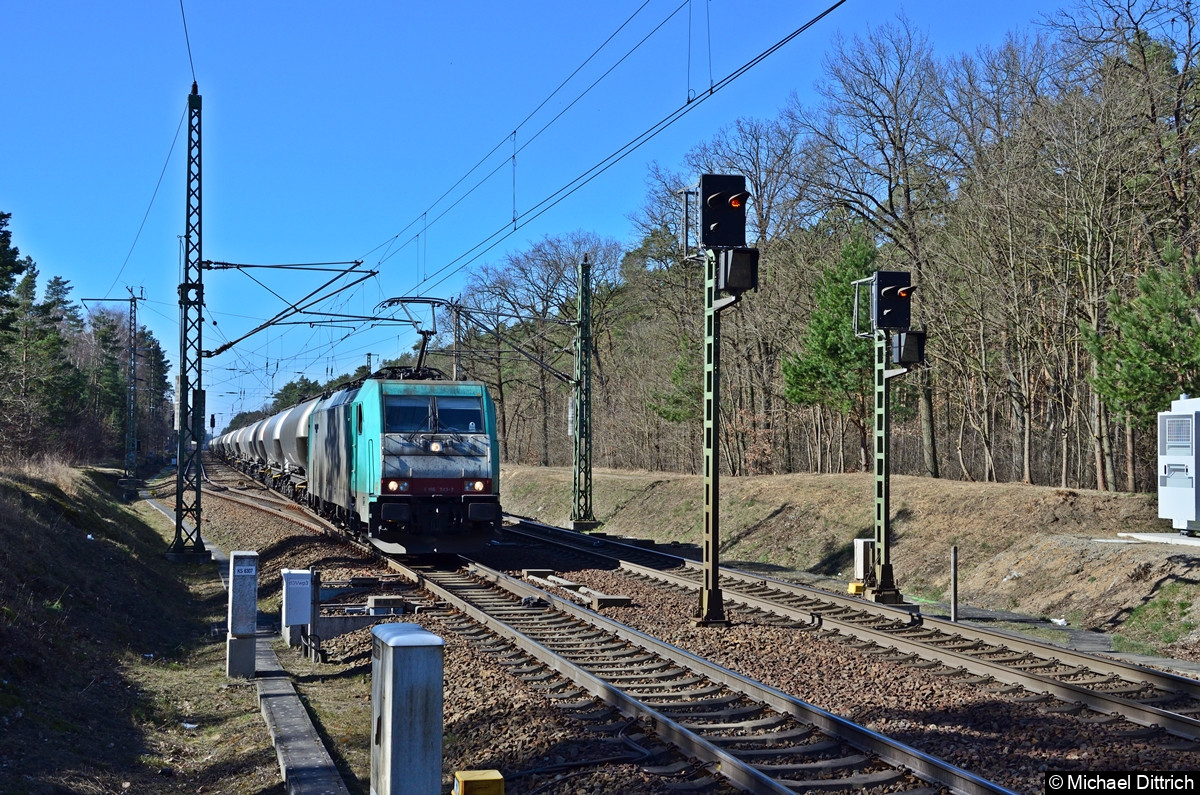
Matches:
[1158,394,1200,534]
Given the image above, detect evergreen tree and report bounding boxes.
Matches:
[782,237,877,470]
[1085,248,1200,428]
[0,212,31,334]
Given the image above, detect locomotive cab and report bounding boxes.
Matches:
[372,383,501,544]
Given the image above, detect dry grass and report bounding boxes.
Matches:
[502,465,1194,645]
[0,465,282,795]
[0,455,81,498]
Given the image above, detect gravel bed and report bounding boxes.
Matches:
[197,472,1200,793]
[531,561,1200,793]
[199,490,732,794]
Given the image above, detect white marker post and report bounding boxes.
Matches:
[226,550,259,678]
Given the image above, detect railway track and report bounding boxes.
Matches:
[384,556,1015,795]
[197,474,1013,791]
[505,517,1200,743]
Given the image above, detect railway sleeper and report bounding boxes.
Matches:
[571,653,650,666]
[876,651,917,663]
[510,664,547,676]
[514,670,557,684]
[585,660,675,675]
[528,680,578,693]
[632,684,725,700]
[578,653,657,667]
[565,707,622,723]
[1076,711,1122,725]
[672,704,769,723]
[645,693,743,712]
[704,726,817,746]
[619,675,706,692]
[698,718,797,737]
[731,739,841,759]
[900,659,942,670]
[752,752,869,774]
[602,668,688,682]
[982,683,1022,695]
[775,767,907,791]
[1092,682,1153,696]
[583,720,640,735]
[543,688,589,702]
[494,656,535,668]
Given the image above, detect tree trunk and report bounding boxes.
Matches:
[919,371,939,478]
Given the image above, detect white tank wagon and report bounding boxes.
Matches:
[278,397,320,474]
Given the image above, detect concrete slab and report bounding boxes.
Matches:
[256,638,351,795]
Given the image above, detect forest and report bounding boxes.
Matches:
[437,0,1200,492]
[7,1,1200,494]
[0,213,174,467]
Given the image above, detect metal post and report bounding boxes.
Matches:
[168,82,211,563]
[572,255,598,531]
[868,328,902,603]
[951,545,959,622]
[452,304,461,381]
[125,288,138,480]
[695,249,730,626]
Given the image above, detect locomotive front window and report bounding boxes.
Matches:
[436,396,484,433]
[384,396,432,433]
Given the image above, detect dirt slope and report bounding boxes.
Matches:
[501,466,1200,650]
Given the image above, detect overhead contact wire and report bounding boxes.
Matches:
[104,107,188,298]
[363,0,660,261]
[411,0,848,295]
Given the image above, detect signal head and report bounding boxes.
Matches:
[700,174,750,248]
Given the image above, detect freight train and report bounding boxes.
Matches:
[209,366,501,553]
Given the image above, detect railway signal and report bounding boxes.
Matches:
[850,269,925,605]
[695,174,760,627]
[700,173,750,249]
[872,270,913,330]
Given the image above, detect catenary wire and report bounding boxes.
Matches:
[409,0,848,296]
[103,107,187,299]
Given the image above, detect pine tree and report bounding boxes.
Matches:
[782,237,877,471]
[1085,249,1200,429]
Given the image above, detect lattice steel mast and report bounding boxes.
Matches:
[571,255,598,531]
[168,82,210,562]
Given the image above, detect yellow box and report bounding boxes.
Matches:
[452,770,504,795]
[847,581,865,595]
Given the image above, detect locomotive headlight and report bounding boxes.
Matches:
[429,441,443,453]
[386,479,399,492]
[385,479,410,493]
[466,480,485,492]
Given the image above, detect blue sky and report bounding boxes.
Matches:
[2,0,1052,429]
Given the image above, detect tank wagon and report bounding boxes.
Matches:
[211,366,501,553]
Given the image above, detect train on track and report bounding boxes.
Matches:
[209,366,501,553]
